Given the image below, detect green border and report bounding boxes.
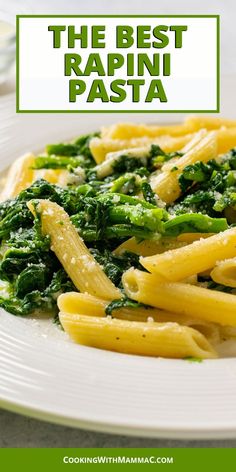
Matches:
[16,15,220,114]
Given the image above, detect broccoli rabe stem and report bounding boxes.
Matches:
[97,192,166,211]
[164,213,228,236]
[34,155,86,169]
[77,224,157,242]
[108,205,164,232]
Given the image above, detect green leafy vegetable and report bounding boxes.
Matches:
[141,182,157,205]
[34,155,86,169]
[105,297,149,316]
[1,131,236,325]
[164,213,228,236]
[175,150,236,216]
[184,357,203,363]
[46,132,99,159]
[90,250,143,287]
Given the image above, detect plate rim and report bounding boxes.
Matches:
[1,394,236,439]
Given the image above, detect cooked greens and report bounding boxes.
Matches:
[1,130,236,319]
[173,149,236,219]
[105,297,149,316]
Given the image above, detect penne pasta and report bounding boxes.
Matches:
[59,291,184,323]
[0,153,35,201]
[185,115,236,131]
[122,268,236,327]
[113,236,186,257]
[220,326,236,340]
[161,129,207,172]
[140,228,236,282]
[27,200,121,301]
[89,133,194,164]
[217,127,236,154]
[210,258,236,288]
[101,121,193,140]
[58,291,219,344]
[177,233,214,243]
[59,312,217,359]
[162,129,207,172]
[58,292,107,317]
[35,168,69,186]
[150,131,217,203]
[58,291,198,322]
[154,313,220,345]
[180,128,208,153]
[3,116,236,360]
[101,116,236,140]
[113,232,213,257]
[0,155,73,201]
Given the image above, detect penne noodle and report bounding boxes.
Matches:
[217,127,236,154]
[220,326,236,340]
[96,127,236,170]
[185,115,236,131]
[101,116,236,140]
[113,232,213,258]
[58,292,107,317]
[35,168,69,186]
[140,228,236,282]
[58,291,181,323]
[154,313,220,345]
[0,156,73,202]
[113,236,186,257]
[166,130,217,170]
[95,145,204,184]
[58,291,220,345]
[177,233,214,243]
[58,291,196,322]
[183,275,198,285]
[89,133,194,164]
[162,129,207,172]
[58,291,183,323]
[180,129,208,153]
[210,258,236,288]
[122,268,236,327]
[27,200,121,301]
[150,131,217,203]
[59,312,217,359]
[150,171,181,204]
[57,292,185,324]
[101,121,193,140]
[3,116,236,360]
[0,153,35,201]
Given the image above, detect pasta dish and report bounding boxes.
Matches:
[2,116,236,360]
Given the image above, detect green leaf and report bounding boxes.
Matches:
[164,213,228,236]
[34,155,85,169]
[105,297,149,316]
[90,249,143,287]
[15,263,50,297]
[141,182,157,205]
[213,188,236,212]
[184,357,203,363]
[46,143,81,157]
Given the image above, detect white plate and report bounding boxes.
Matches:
[1,94,236,439]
